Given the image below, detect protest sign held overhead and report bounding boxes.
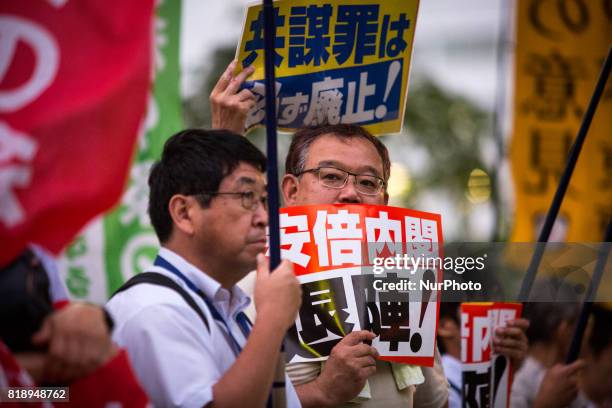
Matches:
[461,302,523,408]
[274,204,442,367]
[236,0,420,135]
[0,1,154,266]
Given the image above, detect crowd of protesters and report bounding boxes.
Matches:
[1,61,610,408]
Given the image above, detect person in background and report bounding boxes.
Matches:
[437,302,463,408]
[511,277,585,408]
[579,304,612,408]
[0,248,148,407]
[515,301,612,408]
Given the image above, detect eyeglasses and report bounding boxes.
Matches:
[296,166,386,196]
[198,191,268,211]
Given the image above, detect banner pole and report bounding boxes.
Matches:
[262,0,281,270]
[565,221,611,364]
[263,1,286,407]
[517,47,612,301]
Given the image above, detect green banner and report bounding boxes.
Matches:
[59,0,184,303]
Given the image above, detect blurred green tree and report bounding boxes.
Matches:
[396,78,504,240]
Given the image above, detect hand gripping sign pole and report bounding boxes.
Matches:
[565,221,611,364]
[517,47,612,301]
[262,0,287,407]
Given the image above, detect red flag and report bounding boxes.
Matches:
[0,1,154,265]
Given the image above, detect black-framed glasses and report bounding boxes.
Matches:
[198,191,268,211]
[296,166,385,196]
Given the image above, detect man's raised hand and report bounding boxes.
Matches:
[210,60,255,134]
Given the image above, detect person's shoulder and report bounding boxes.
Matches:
[441,354,461,375]
[106,272,207,331]
[514,356,542,379]
[107,273,183,306]
[511,356,543,402]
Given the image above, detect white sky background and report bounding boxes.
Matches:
[179,0,510,240]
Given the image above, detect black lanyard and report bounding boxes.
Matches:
[154,256,251,356]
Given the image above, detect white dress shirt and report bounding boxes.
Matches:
[107,247,300,408]
[441,354,462,408]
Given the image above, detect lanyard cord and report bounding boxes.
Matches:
[153,256,250,355]
[155,256,277,408]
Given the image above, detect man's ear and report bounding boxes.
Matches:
[281,174,299,206]
[168,194,197,237]
[383,190,389,205]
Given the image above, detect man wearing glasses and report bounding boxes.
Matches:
[279,124,449,408]
[282,125,389,205]
[106,129,302,407]
[278,124,528,408]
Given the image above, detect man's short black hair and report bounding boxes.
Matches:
[148,129,266,243]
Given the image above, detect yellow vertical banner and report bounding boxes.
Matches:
[510,0,612,242]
